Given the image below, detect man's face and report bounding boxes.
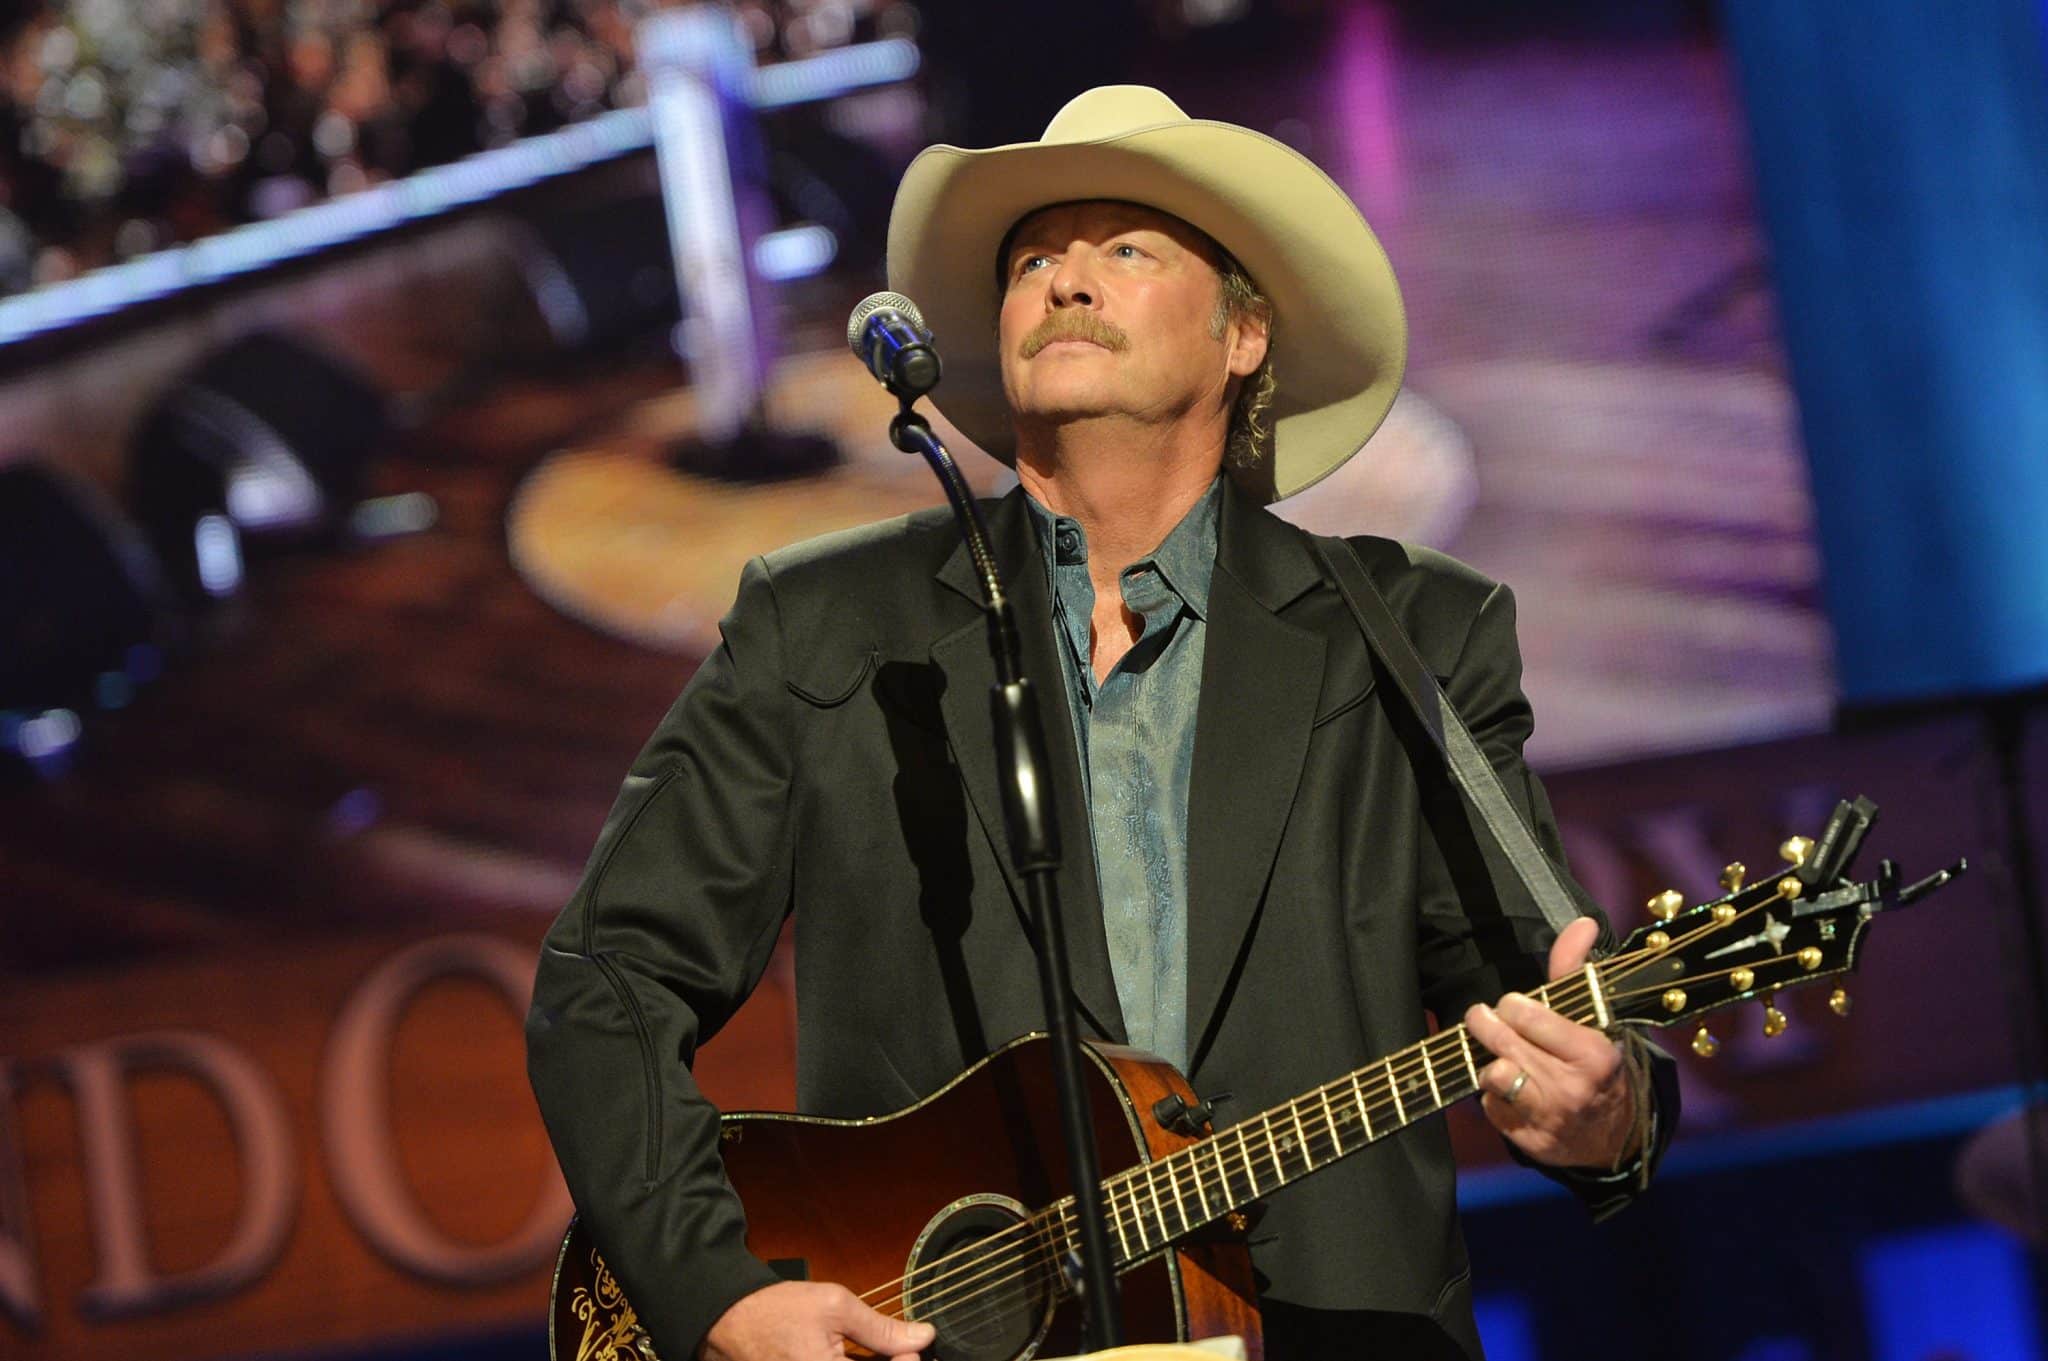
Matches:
[997,200,1263,443]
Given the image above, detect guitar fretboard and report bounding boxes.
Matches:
[1034,978,1604,1270]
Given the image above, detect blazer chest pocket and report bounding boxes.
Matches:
[1313,679,1375,728]
[1309,665,1456,729]
[785,646,877,708]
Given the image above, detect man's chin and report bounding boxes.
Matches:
[1008,380,1125,422]
[1013,405,1129,436]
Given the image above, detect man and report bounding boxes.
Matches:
[527,86,1675,1361]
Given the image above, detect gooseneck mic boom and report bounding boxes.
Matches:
[846,291,942,398]
[855,317,1124,1349]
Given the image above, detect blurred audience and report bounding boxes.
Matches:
[0,0,913,293]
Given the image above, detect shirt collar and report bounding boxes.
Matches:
[1022,475,1223,620]
[1143,477,1221,621]
[1023,489,1084,572]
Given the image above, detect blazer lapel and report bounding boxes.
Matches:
[1185,483,1328,1065]
[931,491,1126,1043]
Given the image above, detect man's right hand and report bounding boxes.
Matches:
[700,1281,936,1360]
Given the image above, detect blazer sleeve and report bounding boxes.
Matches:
[1412,576,1681,1218]
[525,555,792,1359]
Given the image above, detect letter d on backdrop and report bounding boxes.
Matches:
[54,1033,298,1319]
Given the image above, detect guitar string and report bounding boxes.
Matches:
[873,1017,1534,1336]
[856,967,1628,1331]
[885,925,1827,1336]
[856,912,1802,1326]
[868,933,1826,1334]
[851,880,1802,1323]
[1604,952,1814,1010]
[859,891,1813,1331]
[845,987,1551,1319]
[845,1012,1509,1322]
[850,940,1660,1324]
[865,1044,1502,1337]
[1608,890,1790,991]
[849,957,1630,1326]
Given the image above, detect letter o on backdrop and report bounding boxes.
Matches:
[321,934,572,1285]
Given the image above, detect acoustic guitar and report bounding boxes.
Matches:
[548,803,1961,1361]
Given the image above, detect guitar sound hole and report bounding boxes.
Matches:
[902,1196,1056,1361]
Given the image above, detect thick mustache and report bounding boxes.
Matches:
[1019,311,1130,359]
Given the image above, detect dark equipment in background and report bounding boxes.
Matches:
[514,193,682,354]
[510,119,895,359]
[127,331,424,607]
[511,185,837,482]
[0,463,169,775]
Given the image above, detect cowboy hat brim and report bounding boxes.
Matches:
[885,86,1407,502]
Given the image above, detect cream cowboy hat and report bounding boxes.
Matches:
[885,85,1407,502]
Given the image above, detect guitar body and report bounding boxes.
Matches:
[549,1034,1262,1361]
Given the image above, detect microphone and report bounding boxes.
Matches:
[846,292,942,398]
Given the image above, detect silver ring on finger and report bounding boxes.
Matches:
[1504,1069,1530,1105]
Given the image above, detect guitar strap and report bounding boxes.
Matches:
[1310,537,1586,938]
[1314,539,1661,1184]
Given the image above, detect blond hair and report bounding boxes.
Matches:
[1213,252,1275,475]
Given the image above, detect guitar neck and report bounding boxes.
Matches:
[1053,975,1608,1272]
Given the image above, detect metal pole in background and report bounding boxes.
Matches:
[635,7,921,460]
[637,5,765,446]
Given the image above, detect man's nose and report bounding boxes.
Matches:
[1048,251,1098,308]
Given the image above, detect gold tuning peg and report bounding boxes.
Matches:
[1779,835,1815,867]
[1647,889,1684,922]
[1692,1026,1721,1058]
[1829,987,1852,1017]
[1762,993,1788,1038]
[1720,861,1747,892]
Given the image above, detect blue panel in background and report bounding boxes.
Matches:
[1474,1293,1538,1361]
[1860,1224,2043,1361]
[1718,0,2048,706]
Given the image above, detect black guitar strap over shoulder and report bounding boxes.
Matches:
[1311,537,1585,937]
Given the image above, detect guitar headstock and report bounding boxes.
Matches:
[1597,797,1965,1055]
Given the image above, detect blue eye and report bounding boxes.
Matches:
[1112,243,1142,259]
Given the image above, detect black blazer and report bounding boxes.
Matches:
[526,480,1673,1360]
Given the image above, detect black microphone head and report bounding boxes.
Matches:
[846,291,928,353]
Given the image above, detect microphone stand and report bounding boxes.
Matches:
[888,399,1124,1351]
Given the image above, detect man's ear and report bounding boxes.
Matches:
[1226,303,1272,379]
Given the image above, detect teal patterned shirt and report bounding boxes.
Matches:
[1023,479,1221,1074]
